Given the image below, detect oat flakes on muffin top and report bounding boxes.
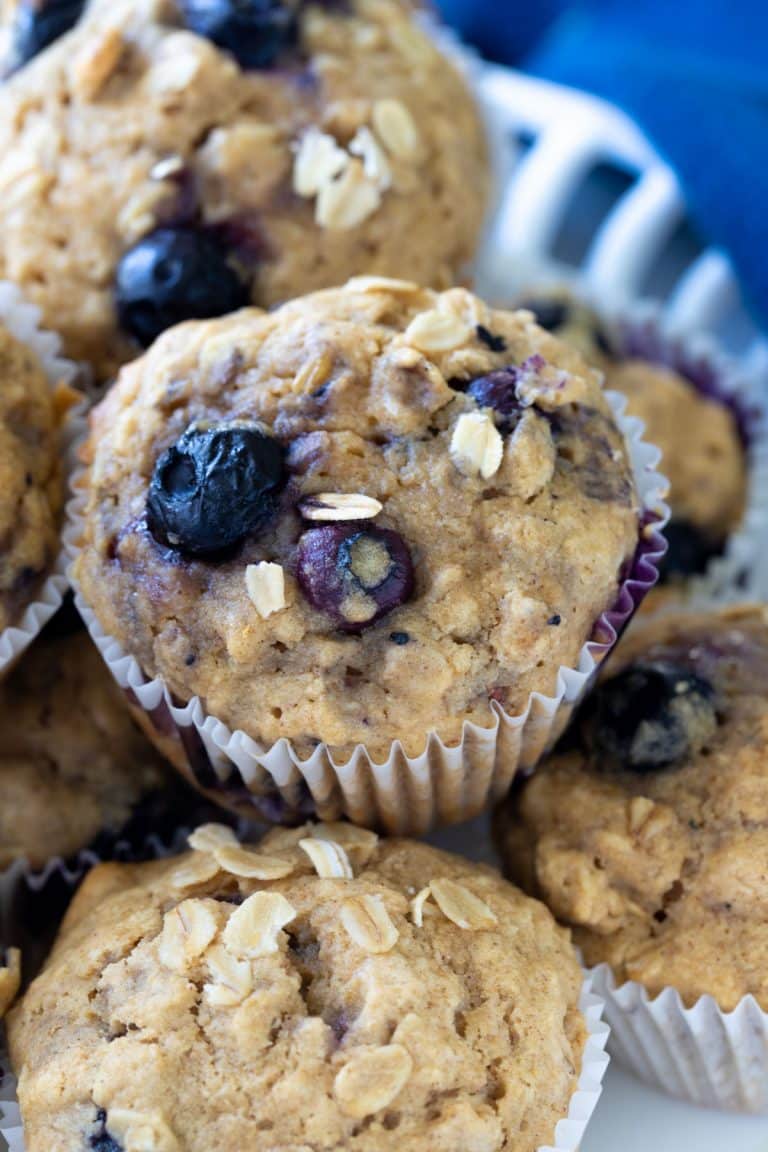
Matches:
[74,279,641,761]
[496,603,768,1010]
[8,821,586,1152]
[0,322,67,635]
[0,0,487,381]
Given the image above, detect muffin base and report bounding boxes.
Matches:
[0,283,83,677]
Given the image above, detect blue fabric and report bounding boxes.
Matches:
[437,0,768,329]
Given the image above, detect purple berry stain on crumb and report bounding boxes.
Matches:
[179,0,297,69]
[116,226,252,348]
[296,524,415,632]
[146,422,285,558]
[547,614,561,626]
[390,630,410,645]
[589,660,718,773]
[466,368,523,431]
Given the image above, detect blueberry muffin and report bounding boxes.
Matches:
[0,322,69,635]
[0,0,488,382]
[73,279,642,768]
[519,291,747,586]
[7,821,586,1151]
[0,607,195,869]
[0,947,20,1018]
[496,604,768,1011]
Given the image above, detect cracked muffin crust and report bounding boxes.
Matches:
[495,604,768,1010]
[0,621,185,869]
[73,279,641,762]
[8,821,586,1152]
[0,323,67,635]
[0,0,487,381]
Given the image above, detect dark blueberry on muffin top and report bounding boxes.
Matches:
[587,660,718,773]
[146,422,285,558]
[115,227,251,348]
[178,0,298,69]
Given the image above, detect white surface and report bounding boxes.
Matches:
[583,1066,768,1151]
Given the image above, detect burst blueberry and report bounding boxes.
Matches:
[659,519,720,582]
[296,524,414,632]
[11,0,85,68]
[466,368,523,431]
[146,422,285,558]
[588,660,717,773]
[115,227,251,348]
[179,0,297,69]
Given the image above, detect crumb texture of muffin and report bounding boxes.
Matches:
[496,604,768,1011]
[606,359,746,553]
[73,280,641,761]
[0,324,64,633]
[8,822,585,1152]
[0,625,176,869]
[0,0,488,380]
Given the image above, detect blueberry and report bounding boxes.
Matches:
[466,367,523,431]
[517,297,569,333]
[475,324,506,353]
[11,0,85,68]
[659,519,720,582]
[296,524,414,632]
[179,0,297,69]
[146,422,285,558]
[116,227,251,348]
[90,1110,123,1152]
[588,660,717,773]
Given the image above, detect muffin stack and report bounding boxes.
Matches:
[0,1,764,1149]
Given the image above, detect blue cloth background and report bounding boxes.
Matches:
[438,0,768,330]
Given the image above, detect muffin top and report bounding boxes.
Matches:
[0,323,66,633]
[74,280,641,760]
[0,619,177,869]
[496,604,768,1010]
[517,290,747,581]
[8,821,585,1152]
[0,0,487,381]
[605,360,745,571]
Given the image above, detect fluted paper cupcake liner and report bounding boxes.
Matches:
[589,963,768,1114]
[0,283,85,676]
[66,392,668,835]
[0,972,609,1152]
[606,300,768,608]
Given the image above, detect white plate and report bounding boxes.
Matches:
[584,1066,768,1150]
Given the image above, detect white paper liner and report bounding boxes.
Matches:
[588,963,768,1114]
[65,389,669,835]
[0,972,609,1152]
[0,283,85,677]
